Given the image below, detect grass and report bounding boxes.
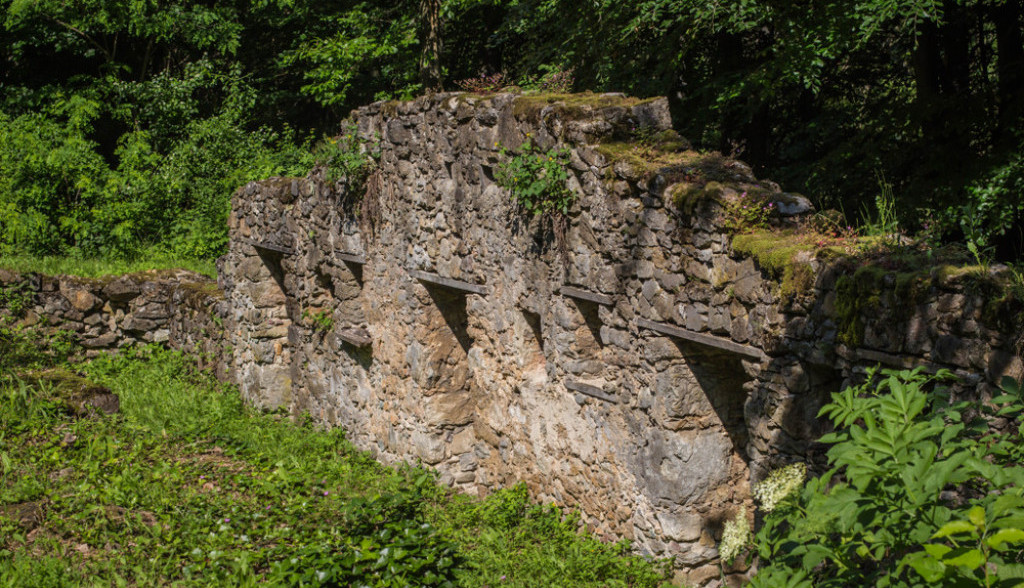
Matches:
[0,329,673,587]
[0,254,217,279]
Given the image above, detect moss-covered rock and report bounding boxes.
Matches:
[22,368,120,417]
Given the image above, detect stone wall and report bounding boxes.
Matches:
[6,92,1019,586]
[0,268,229,377]
[221,92,1024,585]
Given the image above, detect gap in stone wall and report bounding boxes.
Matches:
[673,342,752,464]
[572,298,606,351]
[412,282,478,428]
[255,247,292,313]
[339,258,364,285]
[521,309,546,370]
[424,285,473,353]
[248,245,296,409]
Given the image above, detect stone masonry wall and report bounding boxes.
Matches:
[6,94,1015,586]
[222,93,1024,586]
[0,268,229,378]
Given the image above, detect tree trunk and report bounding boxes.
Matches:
[912,20,942,142]
[419,0,443,92]
[994,0,1024,142]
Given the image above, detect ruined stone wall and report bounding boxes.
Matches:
[0,268,229,377]
[216,93,1023,586]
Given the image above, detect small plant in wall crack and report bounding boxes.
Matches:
[313,122,380,191]
[722,190,775,232]
[301,308,334,332]
[495,139,575,216]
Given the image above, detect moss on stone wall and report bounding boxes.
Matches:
[731,231,837,299]
[596,142,695,179]
[511,92,660,123]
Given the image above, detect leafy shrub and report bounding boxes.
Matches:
[495,140,574,216]
[746,367,1024,588]
[954,151,1024,266]
[313,123,379,190]
[0,86,314,261]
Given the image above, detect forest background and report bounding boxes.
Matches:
[1,0,1023,264]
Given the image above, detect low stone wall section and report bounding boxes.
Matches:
[0,268,229,378]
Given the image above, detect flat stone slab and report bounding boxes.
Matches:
[637,318,767,361]
[409,270,489,295]
[565,380,618,403]
[238,237,295,255]
[337,328,372,347]
[560,286,614,306]
[335,251,367,265]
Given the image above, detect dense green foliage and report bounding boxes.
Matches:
[0,331,671,587]
[2,0,1023,262]
[741,367,1024,587]
[495,139,573,216]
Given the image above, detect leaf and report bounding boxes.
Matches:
[904,551,946,582]
[969,505,987,528]
[933,520,978,539]
[987,529,1024,550]
[923,543,953,559]
[942,548,985,571]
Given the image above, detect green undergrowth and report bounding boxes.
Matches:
[0,255,216,279]
[0,334,672,587]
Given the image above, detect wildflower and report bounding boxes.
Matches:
[224,518,231,523]
[753,463,806,513]
[323,491,329,496]
[719,509,751,564]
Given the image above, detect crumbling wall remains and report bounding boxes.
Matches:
[222,93,1023,585]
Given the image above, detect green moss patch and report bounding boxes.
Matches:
[731,230,845,299]
[511,92,660,123]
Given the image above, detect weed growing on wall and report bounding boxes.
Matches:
[721,191,775,232]
[301,308,334,332]
[495,139,574,216]
[314,123,380,191]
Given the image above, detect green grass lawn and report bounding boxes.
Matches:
[0,255,217,279]
[0,327,672,587]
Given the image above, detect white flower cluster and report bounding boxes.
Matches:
[719,508,751,564]
[753,463,806,513]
